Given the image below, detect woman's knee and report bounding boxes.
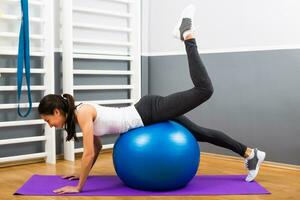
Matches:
[194,85,214,102]
[205,85,214,99]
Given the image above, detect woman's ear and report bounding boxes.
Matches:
[53,108,62,116]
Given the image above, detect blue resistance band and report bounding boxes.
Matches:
[17,0,32,117]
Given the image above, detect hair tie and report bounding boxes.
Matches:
[61,94,67,100]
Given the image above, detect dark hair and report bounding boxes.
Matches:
[38,94,78,141]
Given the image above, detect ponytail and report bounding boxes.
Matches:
[61,94,78,142]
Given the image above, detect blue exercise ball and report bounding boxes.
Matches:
[113,120,200,191]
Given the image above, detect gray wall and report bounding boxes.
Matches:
[140,0,300,166]
[146,50,300,165]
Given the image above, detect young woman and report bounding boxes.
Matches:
[39,5,265,194]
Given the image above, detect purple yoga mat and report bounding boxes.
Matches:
[15,175,270,196]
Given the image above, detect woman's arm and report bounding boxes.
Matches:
[91,136,102,168]
[76,105,97,191]
[53,105,98,194]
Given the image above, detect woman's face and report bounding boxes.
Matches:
[40,109,66,128]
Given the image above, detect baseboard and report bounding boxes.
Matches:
[0,148,113,168]
[202,152,300,171]
[0,158,46,168]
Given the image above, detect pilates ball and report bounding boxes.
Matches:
[113,121,200,191]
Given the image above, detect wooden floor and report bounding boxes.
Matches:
[0,151,299,200]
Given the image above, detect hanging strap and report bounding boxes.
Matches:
[17,0,32,117]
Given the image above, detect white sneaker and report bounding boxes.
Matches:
[244,148,266,182]
[172,4,196,40]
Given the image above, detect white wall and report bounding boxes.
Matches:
[142,0,300,55]
[141,0,150,54]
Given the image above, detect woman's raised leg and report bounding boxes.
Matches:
[135,6,213,125]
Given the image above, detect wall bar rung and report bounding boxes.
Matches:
[0,152,47,163]
[73,39,132,47]
[0,136,46,145]
[73,53,133,61]
[73,85,133,90]
[0,50,44,56]
[2,0,44,6]
[0,119,45,128]
[73,7,132,18]
[0,14,44,23]
[0,85,45,91]
[0,32,44,40]
[102,0,133,4]
[0,102,39,109]
[74,148,83,153]
[77,132,83,137]
[73,69,133,75]
[73,23,131,33]
[0,68,45,74]
[73,49,129,57]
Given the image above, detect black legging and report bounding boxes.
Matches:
[134,39,247,157]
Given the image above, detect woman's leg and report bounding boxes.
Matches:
[135,4,266,183]
[135,38,213,125]
[135,5,213,125]
[173,115,266,182]
[173,115,247,157]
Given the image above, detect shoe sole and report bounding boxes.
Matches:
[172,5,195,39]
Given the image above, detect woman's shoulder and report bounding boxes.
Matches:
[77,102,99,110]
[76,103,97,121]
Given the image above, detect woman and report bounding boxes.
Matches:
[39,5,265,194]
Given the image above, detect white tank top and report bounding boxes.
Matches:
[76,103,144,136]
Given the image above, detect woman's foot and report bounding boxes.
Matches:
[172,4,196,41]
[244,148,266,182]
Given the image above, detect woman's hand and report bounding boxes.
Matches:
[62,174,80,180]
[53,185,80,194]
